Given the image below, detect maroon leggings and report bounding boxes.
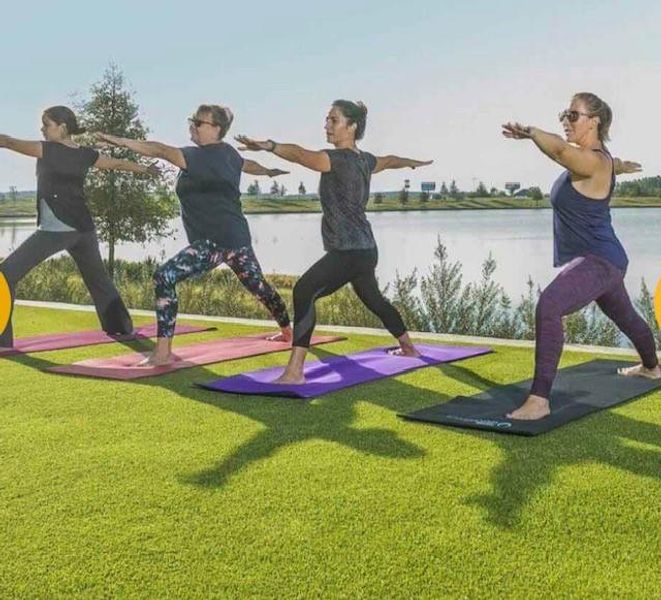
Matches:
[531,254,658,398]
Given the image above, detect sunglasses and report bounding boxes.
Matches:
[188,117,218,128]
[558,110,592,123]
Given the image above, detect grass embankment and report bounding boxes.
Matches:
[1,305,659,598]
[3,194,661,219]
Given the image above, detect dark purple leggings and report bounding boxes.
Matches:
[532,254,658,398]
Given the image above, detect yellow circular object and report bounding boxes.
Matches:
[0,272,10,335]
[655,277,661,329]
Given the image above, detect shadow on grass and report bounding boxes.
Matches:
[10,340,659,532]
[8,340,431,490]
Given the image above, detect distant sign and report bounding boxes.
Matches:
[421,181,436,192]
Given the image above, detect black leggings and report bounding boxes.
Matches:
[0,230,133,346]
[292,247,407,347]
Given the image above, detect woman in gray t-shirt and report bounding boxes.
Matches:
[237,99,433,384]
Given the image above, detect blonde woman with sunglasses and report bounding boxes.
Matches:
[97,104,291,366]
[502,92,660,420]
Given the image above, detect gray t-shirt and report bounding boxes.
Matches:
[38,198,76,232]
[318,149,377,251]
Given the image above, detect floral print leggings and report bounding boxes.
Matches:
[154,240,290,338]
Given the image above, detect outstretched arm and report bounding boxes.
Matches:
[93,155,161,177]
[612,158,642,176]
[372,155,433,174]
[502,122,604,177]
[0,135,42,159]
[96,133,186,169]
[235,135,331,173]
[242,159,289,178]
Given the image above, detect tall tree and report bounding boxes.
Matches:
[78,64,177,278]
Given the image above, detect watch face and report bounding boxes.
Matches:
[0,272,11,336]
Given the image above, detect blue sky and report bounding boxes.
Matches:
[1,0,660,193]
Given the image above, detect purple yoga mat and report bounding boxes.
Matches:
[47,334,345,380]
[0,323,215,357]
[197,343,492,398]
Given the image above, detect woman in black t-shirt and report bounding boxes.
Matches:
[0,106,158,347]
[97,104,292,366]
[236,100,433,384]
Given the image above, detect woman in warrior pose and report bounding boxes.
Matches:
[236,99,433,384]
[0,106,157,347]
[502,92,660,420]
[98,104,292,366]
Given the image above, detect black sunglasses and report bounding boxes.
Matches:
[558,109,592,123]
[188,116,218,128]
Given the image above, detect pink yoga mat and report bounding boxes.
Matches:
[0,323,215,357]
[46,333,345,380]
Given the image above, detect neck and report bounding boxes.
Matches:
[333,139,358,151]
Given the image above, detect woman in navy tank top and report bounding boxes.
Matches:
[502,92,659,420]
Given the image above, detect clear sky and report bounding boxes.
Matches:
[1,0,659,194]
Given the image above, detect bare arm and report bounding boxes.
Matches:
[612,158,642,175]
[242,159,289,178]
[95,133,186,169]
[235,135,331,173]
[0,135,42,158]
[372,155,433,174]
[94,155,161,176]
[502,122,604,177]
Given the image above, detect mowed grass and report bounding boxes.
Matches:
[1,306,659,599]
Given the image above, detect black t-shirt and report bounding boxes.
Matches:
[318,149,377,251]
[36,142,100,232]
[176,143,250,248]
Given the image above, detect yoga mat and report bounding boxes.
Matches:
[401,359,661,436]
[0,322,215,357]
[47,333,345,380]
[197,344,492,399]
[0,273,11,336]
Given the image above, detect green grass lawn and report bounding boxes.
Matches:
[1,306,660,598]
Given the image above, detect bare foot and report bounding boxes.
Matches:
[506,394,551,420]
[137,352,176,367]
[272,369,306,385]
[617,363,661,380]
[267,326,293,343]
[388,344,420,357]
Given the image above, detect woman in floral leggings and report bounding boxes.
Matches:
[98,104,291,365]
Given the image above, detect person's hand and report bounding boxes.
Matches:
[619,160,642,174]
[502,122,533,140]
[267,168,289,178]
[411,159,433,169]
[235,135,272,152]
[144,162,162,177]
[95,132,124,147]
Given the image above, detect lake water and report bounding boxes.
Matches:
[1,208,659,300]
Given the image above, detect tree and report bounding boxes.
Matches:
[373,192,384,204]
[529,186,543,201]
[420,191,430,203]
[449,180,460,199]
[270,180,280,195]
[298,181,306,195]
[399,187,409,204]
[77,64,177,278]
[8,186,17,202]
[279,184,286,197]
[247,180,261,196]
[475,181,489,197]
[440,181,449,198]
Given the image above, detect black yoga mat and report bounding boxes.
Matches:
[401,359,661,436]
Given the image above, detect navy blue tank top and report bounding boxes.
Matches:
[549,149,628,271]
